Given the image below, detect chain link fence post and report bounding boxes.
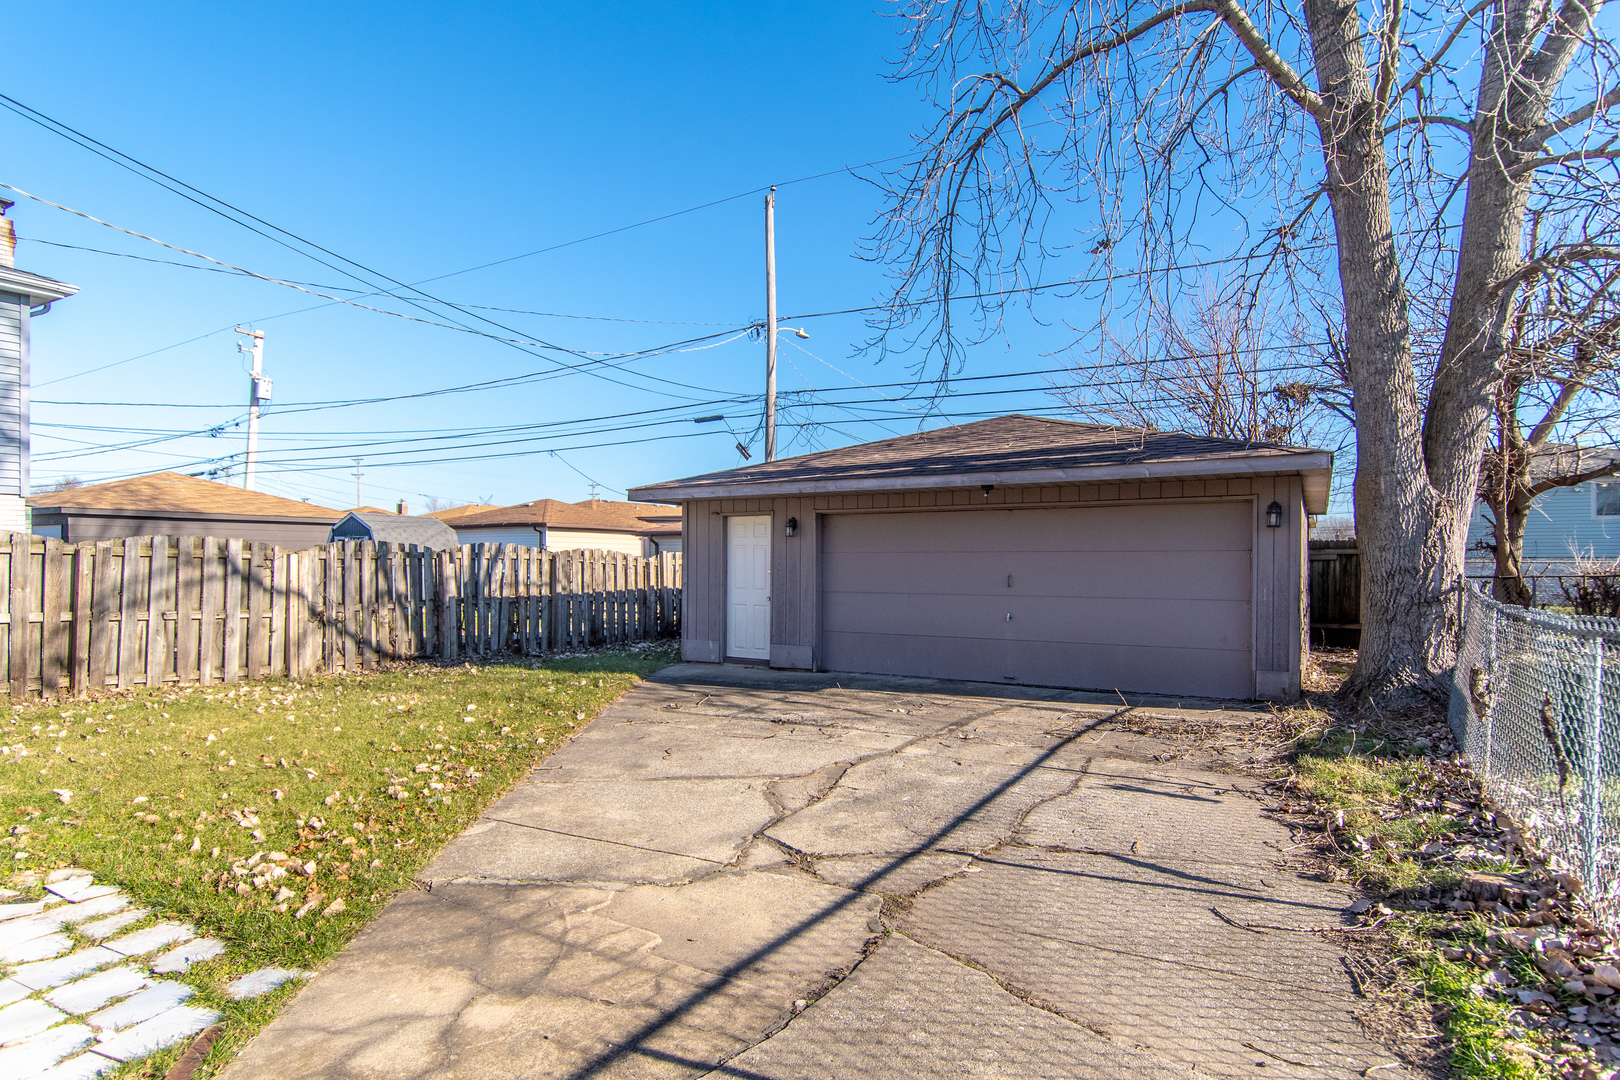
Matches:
[1486,597,1498,773]
[1588,637,1606,889]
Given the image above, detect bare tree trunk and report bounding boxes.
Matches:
[1302,0,1452,700]
[1489,492,1538,605]
[874,0,1617,706]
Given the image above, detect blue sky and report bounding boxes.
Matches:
[6,2,1102,512]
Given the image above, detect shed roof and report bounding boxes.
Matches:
[333,512,459,549]
[628,414,1334,514]
[1525,444,1620,483]
[451,498,680,536]
[28,472,342,521]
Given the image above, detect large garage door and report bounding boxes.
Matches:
[821,503,1253,699]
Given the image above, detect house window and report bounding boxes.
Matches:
[1596,482,1620,517]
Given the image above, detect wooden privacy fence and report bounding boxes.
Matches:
[1308,539,1360,647]
[0,534,682,698]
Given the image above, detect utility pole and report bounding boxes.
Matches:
[764,187,778,463]
[353,458,362,508]
[236,328,268,490]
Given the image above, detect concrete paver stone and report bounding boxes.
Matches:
[150,937,226,975]
[0,1022,93,1077]
[45,966,152,1015]
[76,910,146,941]
[10,948,119,992]
[0,932,72,967]
[0,996,68,1044]
[224,968,308,1000]
[103,922,194,958]
[0,902,49,922]
[0,979,29,1008]
[87,981,194,1032]
[47,880,118,904]
[0,913,67,951]
[50,894,129,926]
[29,1050,117,1080]
[92,1004,220,1061]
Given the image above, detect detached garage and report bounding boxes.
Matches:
[628,415,1332,701]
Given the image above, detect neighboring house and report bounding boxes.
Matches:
[1466,446,1620,583]
[0,200,77,531]
[28,472,342,547]
[447,499,681,556]
[629,414,1332,702]
[330,510,458,549]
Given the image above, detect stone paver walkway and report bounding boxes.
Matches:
[0,868,307,1080]
[219,664,1417,1080]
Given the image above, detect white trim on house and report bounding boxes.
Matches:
[1593,479,1620,520]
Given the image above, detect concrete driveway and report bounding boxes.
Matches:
[221,664,1414,1080]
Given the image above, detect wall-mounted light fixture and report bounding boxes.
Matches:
[981,484,995,500]
[1265,501,1283,528]
[784,516,798,537]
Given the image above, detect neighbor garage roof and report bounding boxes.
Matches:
[28,472,342,520]
[628,414,1333,514]
[451,499,681,536]
[334,512,459,548]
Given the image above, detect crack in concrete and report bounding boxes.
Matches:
[473,818,729,866]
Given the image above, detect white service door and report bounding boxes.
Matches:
[726,515,772,659]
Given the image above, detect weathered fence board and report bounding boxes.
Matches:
[0,534,681,697]
[1308,539,1360,648]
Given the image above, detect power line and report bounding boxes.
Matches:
[2,182,738,403]
[34,355,1337,473]
[17,234,752,327]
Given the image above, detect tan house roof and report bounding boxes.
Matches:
[452,499,680,536]
[628,414,1334,514]
[28,472,342,520]
[425,504,501,522]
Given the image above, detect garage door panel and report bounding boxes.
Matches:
[821,632,1253,699]
[822,591,1249,652]
[822,549,1252,602]
[820,503,1253,699]
[822,503,1250,554]
[1006,639,1254,699]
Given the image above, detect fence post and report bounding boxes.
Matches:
[1485,597,1498,774]
[1587,636,1606,889]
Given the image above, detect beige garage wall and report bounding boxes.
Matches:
[680,471,1307,700]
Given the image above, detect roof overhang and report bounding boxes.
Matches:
[630,451,1335,516]
[0,267,78,308]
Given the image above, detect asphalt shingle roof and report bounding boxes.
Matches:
[628,415,1330,500]
[450,499,680,535]
[332,512,460,549]
[27,472,341,520]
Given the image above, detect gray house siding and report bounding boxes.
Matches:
[0,290,25,498]
[29,510,336,549]
[1467,482,1620,564]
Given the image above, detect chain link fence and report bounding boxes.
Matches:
[1450,587,1620,928]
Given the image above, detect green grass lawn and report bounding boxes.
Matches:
[0,643,678,1077]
